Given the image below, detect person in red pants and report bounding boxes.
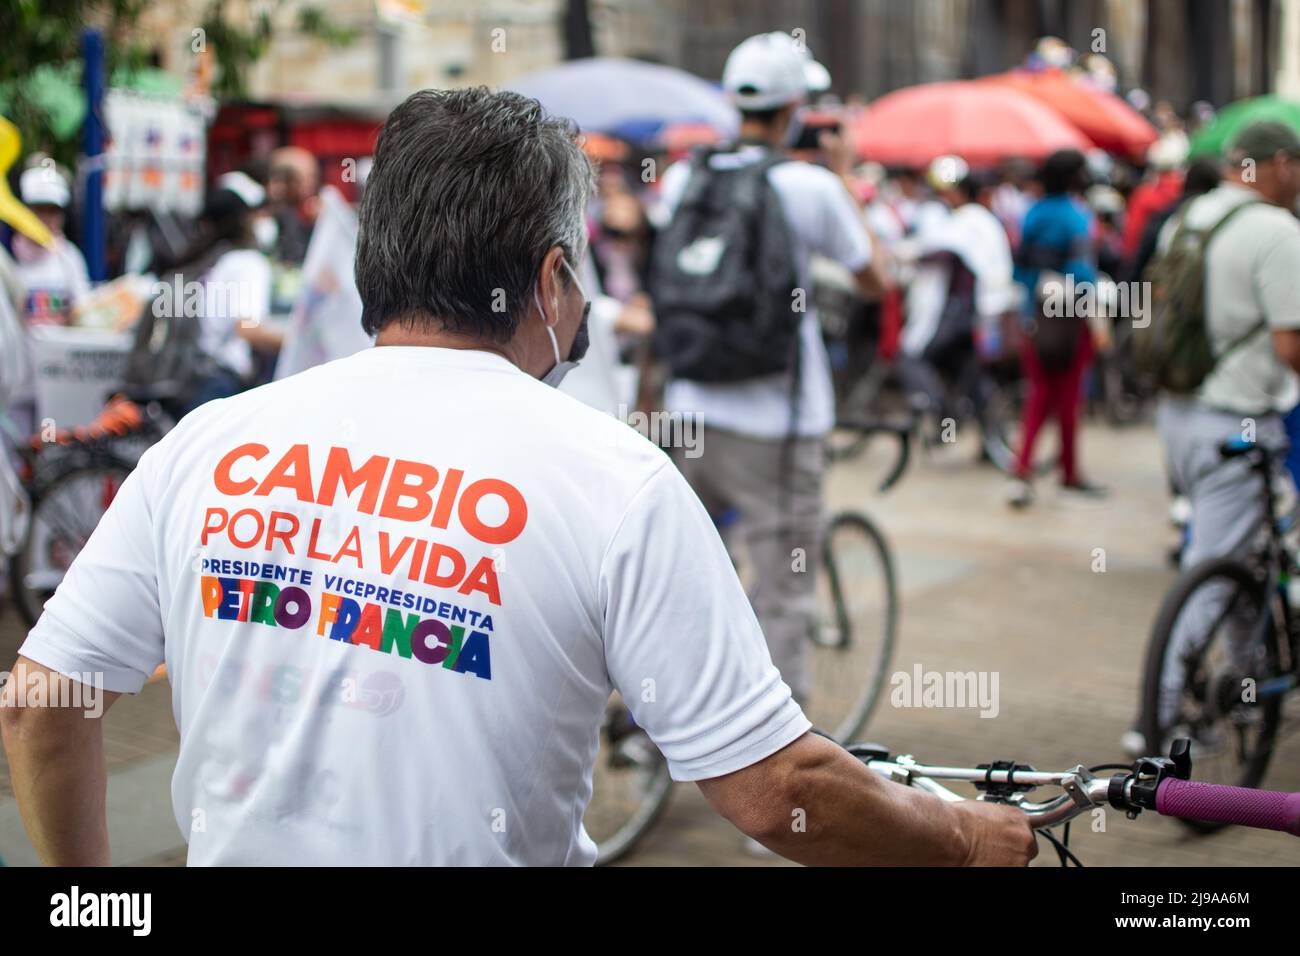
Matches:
[1007,150,1108,508]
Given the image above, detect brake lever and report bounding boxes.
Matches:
[1109,738,1194,818]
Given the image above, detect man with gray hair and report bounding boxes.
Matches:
[2,88,1031,867]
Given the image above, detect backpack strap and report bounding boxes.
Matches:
[676,145,739,213]
[1214,316,1268,362]
[1200,197,1265,248]
[1200,200,1268,363]
[1164,195,1263,259]
[731,153,785,212]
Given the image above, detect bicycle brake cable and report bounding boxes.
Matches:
[1037,826,1083,867]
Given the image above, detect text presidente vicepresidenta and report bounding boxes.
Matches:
[196,442,532,682]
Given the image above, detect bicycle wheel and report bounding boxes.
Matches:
[1139,557,1284,832]
[827,363,902,461]
[584,698,674,865]
[806,511,898,742]
[10,456,132,627]
[979,374,1057,477]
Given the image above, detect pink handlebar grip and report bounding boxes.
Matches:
[1156,778,1300,836]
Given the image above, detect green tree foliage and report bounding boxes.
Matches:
[0,0,354,163]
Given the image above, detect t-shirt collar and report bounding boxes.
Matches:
[357,345,524,374]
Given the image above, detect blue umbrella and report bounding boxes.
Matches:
[509,57,739,143]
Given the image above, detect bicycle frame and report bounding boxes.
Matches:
[1235,441,1300,692]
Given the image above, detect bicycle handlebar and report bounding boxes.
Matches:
[1156,778,1300,836]
[850,738,1300,839]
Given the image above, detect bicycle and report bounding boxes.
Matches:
[8,394,173,627]
[583,422,908,864]
[1138,437,1300,832]
[828,341,1054,477]
[848,735,1300,864]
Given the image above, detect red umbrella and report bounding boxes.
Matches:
[983,69,1157,160]
[851,80,1090,167]
[657,121,724,156]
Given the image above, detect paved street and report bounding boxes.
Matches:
[2,420,1297,866]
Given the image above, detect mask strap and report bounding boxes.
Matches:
[534,283,563,367]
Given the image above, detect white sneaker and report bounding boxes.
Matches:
[1006,478,1034,509]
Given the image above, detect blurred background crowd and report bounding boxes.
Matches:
[1,1,1298,444]
[2,0,1300,868]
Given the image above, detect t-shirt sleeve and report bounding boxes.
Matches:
[598,462,811,781]
[18,444,167,693]
[812,168,873,274]
[1256,217,1300,332]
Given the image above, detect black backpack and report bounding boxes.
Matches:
[650,149,801,383]
[123,242,232,402]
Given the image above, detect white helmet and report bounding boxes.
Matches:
[722,33,813,111]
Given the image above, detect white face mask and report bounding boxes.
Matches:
[535,258,590,388]
[253,216,279,252]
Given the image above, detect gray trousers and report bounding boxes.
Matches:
[1155,396,1289,725]
[673,427,825,704]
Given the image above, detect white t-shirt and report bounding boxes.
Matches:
[656,150,873,439]
[20,345,808,865]
[14,235,90,325]
[199,249,272,379]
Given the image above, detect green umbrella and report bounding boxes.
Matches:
[1190,94,1300,157]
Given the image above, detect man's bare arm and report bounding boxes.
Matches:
[0,655,122,865]
[697,731,1038,866]
[1272,329,1300,375]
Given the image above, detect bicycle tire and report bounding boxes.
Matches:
[10,455,133,628]
[1138,557,1283,833]
[979,375,1058,477]
[807,511,899,742]
[592,756,673,866]
[585,702,675,866]
[828,363,895,461]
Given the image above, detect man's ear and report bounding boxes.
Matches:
[537,245,566,327]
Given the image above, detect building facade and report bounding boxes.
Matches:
[130,0,1300,112]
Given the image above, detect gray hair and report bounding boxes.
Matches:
[356,87,595,341]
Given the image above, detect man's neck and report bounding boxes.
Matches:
[1226,178,1279,205]
[374,323,524,369]
[736,121,782,148]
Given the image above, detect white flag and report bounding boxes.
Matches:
[274,185,372,380]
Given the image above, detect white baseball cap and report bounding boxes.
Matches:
[20,165,70,208]
[723,33,815,111]
[766,32,832,94]
[215,170,266,210]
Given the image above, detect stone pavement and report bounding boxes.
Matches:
[1,421,1296,866]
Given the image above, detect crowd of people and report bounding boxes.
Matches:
[2,27,1300,867]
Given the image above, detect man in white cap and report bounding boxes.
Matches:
[12,164,91,327]
[654,33,884,713]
